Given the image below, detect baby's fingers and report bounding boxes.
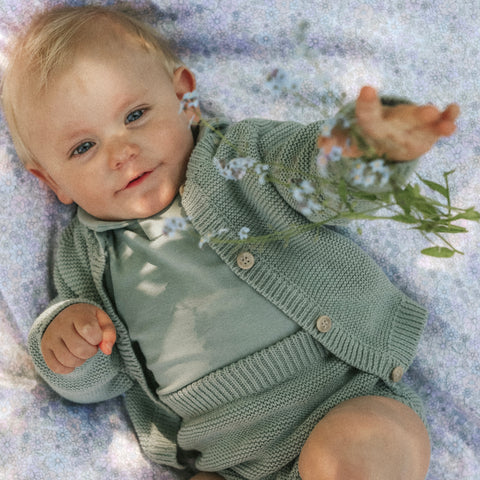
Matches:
[63,325,100,360]
[73,312,104,347]
[435,103,460,136]
[416,103,459,134]
[42,335,91,374]
[442,103,460,122]
[355,86,383,127]
[96,309,117,355]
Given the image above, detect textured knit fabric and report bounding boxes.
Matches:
[28,113,428,476]
[79,196,298,395]
[162,330,425,479]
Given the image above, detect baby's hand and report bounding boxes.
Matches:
[41,303,117,374]
[318,86,460,162]
[354,86,460,161]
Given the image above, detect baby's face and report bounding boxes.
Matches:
[23,42,196,220]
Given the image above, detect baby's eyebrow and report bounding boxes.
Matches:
[60,95,139,138]
[61,126,92,145]
[116,94,144,116]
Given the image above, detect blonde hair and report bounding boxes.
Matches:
[0,4,183,165]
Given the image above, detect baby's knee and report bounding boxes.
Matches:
[297,396,430,480]
[298,437,365,480]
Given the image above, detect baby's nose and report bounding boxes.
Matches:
[108,140,140,169]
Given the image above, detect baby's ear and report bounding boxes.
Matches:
[27,166,74,205]
[173,67,196,100]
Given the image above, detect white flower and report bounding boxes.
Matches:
[214,156,257,180]
[300,180,315,194]
[349,159,391,188]
[238,227,250,240]
[370,159,387,173]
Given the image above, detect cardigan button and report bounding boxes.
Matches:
[390,366,404,383]
[237,251,255,270]
[316,315,332,333]
[179,184,185,196]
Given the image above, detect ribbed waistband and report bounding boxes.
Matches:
[160,330,327,419]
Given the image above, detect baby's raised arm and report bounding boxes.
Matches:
[41,303,117,374]
[319,86,460,162]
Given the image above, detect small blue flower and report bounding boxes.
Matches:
[299,206,313,216]
[316,149,329,177]
[179,90,199,114]
[300,180,315,194]
[378,169,391,187]
[238,227,250,239]
[163,217,189,238]
[198,233,213,248]
[214,156,257,180]
[198,227,230,248]
[338,116,351,129]
[320,119,336,137]
[316,145,342,177]
[349,159,391,188]
[370,159,387,173]
[307,198,323,213]
[328,146,343,162]
[292,187,305,202]
[254,163,270,185]
[289,179,323,216]
[350,161,367,186]
[361,174,376,187]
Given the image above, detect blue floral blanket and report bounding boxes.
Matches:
[0,1,479,479]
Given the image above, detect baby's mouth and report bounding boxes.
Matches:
[124,170,153,189]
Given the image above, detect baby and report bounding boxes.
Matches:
[1,5,459,480]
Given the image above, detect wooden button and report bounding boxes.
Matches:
[316,315,332,333]
[237,252,255,270]
[391,366,404,383]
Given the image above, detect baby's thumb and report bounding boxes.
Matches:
[96,309,117,355]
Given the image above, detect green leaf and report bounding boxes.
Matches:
[451,208,480,222]
[411,198,440,217]
[414,222,467,234]
[338,179,348,204]
[352,191,379,202]
[421,246,456,258]
[431,225,467,234]
[416,174,449,198]
[389,215,418,224]
[393,188,413,215]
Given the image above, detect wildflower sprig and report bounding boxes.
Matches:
[178,80,478,258]
[312,166,479,258]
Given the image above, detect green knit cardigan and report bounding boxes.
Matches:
[28,117,427,468]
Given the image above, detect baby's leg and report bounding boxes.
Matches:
[298,395,430,480]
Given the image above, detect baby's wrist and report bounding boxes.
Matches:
[333,95,415,162]
[333,100,379,160]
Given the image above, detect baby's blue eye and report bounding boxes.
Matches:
[126,109,145,124]
[72,141,95,156]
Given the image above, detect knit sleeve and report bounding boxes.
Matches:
[27,221,133,404]
[264,97,419,224]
